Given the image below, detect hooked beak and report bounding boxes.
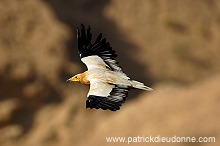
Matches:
[66,79,71,83]
[66,75,80,83]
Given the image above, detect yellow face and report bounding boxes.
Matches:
[67,74,80,83]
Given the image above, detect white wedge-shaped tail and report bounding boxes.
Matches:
[130,80,153,91]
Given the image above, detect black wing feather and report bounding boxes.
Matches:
[86,85,130,111]
[77,24,122,72]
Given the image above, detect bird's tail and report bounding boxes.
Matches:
[130,80,153,91]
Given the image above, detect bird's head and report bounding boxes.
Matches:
[66,74,81,83]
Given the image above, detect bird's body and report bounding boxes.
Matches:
[67,24,152,111]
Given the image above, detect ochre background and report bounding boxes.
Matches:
[0,0,219,146]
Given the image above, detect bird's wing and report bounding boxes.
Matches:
[77,24,123,72]
[86,79,130,111]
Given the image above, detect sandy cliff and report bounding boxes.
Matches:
[0,0,219,146]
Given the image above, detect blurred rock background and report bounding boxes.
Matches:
[0,0,219,146]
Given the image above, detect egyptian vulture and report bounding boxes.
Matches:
[67,24,152,111]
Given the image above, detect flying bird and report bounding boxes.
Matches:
[67,24,152,111]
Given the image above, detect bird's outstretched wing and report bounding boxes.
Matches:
[86,79,130,111]
[77,24,123,72]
